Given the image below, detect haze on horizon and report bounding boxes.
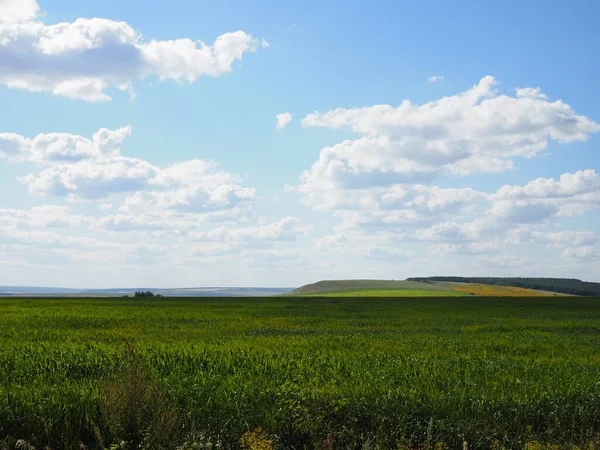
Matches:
[0,0,599,289]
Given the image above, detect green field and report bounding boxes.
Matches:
[1,296,600,449]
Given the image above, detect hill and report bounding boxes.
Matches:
[290,279,569,297]
[290,279,459,296]
[0,286,293,297]
[408,277,600,296]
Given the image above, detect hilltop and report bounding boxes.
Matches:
[289,279,463,296]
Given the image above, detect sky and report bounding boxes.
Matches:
[0,0,599,288]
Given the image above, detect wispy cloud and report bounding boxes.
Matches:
[428,75,444,84]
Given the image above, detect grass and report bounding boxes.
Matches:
[302,289,467,297]
[0,296,599,449]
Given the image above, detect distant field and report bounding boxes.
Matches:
[1,296,600,449]
[442,282,560,296]
[303,288,467,297]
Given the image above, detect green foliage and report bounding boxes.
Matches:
[133,291,162,298]
[0,296,599,448]
[408,277,600,296]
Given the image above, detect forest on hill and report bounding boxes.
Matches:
[407,277,600,296]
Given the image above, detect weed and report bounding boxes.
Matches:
[240,428,273,450]
[100,341,182,449]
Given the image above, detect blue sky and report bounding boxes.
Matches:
[0,0,599,288]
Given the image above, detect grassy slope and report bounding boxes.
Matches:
[290,279,456,296]
[1,296,600,448]
[303,288,467,297]
[291,279,563,297]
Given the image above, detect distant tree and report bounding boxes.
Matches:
[134,291,157,298]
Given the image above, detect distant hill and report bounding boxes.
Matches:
[407,277,600,296]
[0,286,294,297]
[290,279,457,296]
[0,286,82,294]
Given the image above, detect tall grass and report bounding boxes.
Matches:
[0,296,599,448]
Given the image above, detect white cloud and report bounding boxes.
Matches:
[0,1,267,101]
[562,246,600,261]
[508,229,597,248]
[93,214,176,232]
[495,170,600,201]
[302,167,600,270]
[1,127,257,216]
[0,0,39,24]
[0,126,132,163]
[275,112,293,129]
[297,76,598,212]
[428,75,444,84]
[241,248,302,267]
[0,205,86,229]
[493,170,600,219]
[516,87,548,100]
[430,241,501,255]
[20,156,158,199]
[367,245,413,260]
[120,159,256,214]
[188,217,310,243]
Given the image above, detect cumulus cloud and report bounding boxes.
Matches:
[0,0,267,100]
[275,112,293,129]
[0,126,160,199]
[428,75,444,84]
[0,126,258,226]
[120,159,256,214]
[0,0,39,24]
[493,170,600,218]
[303,167,600,271]
[0,126,132,163]
[495,170,600,201]
[296,76,599,211]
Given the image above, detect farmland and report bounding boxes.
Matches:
[1,296,600,449]
[446,283,557,296]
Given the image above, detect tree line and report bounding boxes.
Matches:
[121,291,163,298]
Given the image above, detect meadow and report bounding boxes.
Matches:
[0,296,599,449]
